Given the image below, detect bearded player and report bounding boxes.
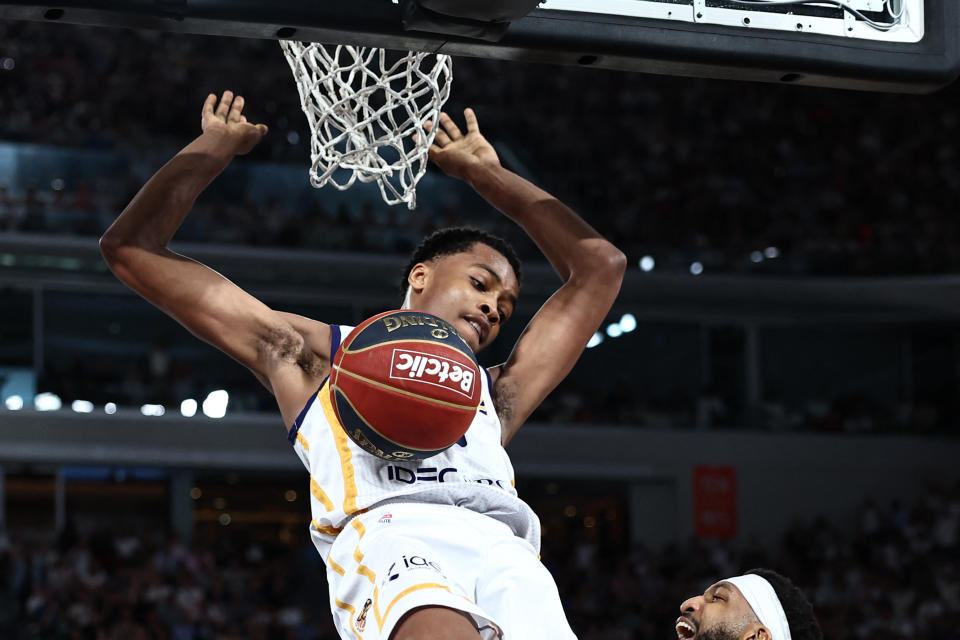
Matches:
[100,91,626,639]
[677,569,823,640]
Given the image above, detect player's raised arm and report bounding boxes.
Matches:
[426,109,627,444]
[99,91,330,426]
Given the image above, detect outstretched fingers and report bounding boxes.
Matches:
[202,93,218,120]
[463,108,479,134]
[438,112,462,140]
[424,120,452,147]
[228,95,245,123]
[215,90,234,120]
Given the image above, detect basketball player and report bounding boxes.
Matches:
[100,91,626,639]
[677,569,823,640]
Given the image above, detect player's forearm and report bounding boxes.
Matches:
[467,164,626,282]
[101,132,234,252]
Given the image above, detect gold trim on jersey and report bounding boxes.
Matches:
[312,519,343,537]
[328,557,346,576]
[310,477,335,512]
[374,582,454,632]
[319,381,359,514]
[295,431,310,451]
[334,599,360,639]
[352,518,367,539]
[353,545,377,585]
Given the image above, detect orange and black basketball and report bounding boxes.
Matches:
[330,309,482,461]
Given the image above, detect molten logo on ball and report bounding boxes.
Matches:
[390,349,476,398]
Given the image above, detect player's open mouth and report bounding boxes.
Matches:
[467,320,482,338]
[676,617,697,640]
[464,317,486,343]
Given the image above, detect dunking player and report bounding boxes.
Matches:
[100,91,626,638]
[677,569,823,640]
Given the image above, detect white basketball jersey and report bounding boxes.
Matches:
[288,324,541,562]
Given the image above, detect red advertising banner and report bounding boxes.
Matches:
[693,465,738,538]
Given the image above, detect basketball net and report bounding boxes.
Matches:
[280,42,453,209]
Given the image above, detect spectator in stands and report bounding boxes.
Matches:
[2,484,957,638]
[3,19,960,277]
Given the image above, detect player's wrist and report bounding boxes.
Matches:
[464,161,503,189]
[198,129,243,158]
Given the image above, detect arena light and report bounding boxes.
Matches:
[34,392,62,412]
[606,323,623,338]
[586,332,603,349]
[619,313,637,333]
[639,255,655,272]
[690,262,704,275]
[104,402,117,415]
[71,400,94,414]
[202,390,229,419]
[140,404,166,417]
[750,250,764,263]
[4,395,24,410]
[765,246,780,259]
[180,398,198,417]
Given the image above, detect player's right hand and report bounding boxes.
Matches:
[201,91,269,155]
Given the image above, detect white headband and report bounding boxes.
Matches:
[724,575,792,640]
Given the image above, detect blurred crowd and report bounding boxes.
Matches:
[0,176,511,258]
[39,342,277,417]
[0,526,334,639]
[1,482,957,639]
[2,20,960,275]
[1,17,958,640]
[532,379,959,434]
[32,340,957,434]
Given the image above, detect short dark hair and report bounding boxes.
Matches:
[399,227,522,298]
[745,568,823,640]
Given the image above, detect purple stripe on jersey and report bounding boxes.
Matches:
[287,379,324,445]
[286,324,342,445]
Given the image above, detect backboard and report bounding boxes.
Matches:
[0,0,957,92]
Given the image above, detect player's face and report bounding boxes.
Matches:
[407,243,519,353]
[676,582,757,640]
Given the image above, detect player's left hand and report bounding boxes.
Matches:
[201,91,269,156]
[422,109,501,182]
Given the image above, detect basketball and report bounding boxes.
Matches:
[330,310,483,461]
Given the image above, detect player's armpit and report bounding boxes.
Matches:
[275,312,334,363]
[493,248,626,445]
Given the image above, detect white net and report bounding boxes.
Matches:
[279,42,453,209]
